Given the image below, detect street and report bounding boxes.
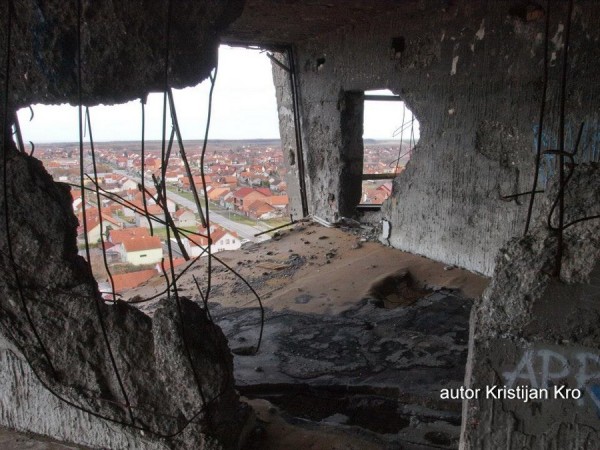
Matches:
[113,170,271,242]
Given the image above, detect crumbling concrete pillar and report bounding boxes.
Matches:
[461,163,600,448]
[0,143,253,449]
[0,1,253,447]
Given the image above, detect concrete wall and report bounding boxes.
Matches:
[462,240,600,448]
[0,334,166,450]
[274,0,600,275]
[460,161,600,448]
[271,51,306,220]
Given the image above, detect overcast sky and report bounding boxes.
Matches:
[17,45,419,143]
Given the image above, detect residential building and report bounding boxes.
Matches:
[122,235,163,266]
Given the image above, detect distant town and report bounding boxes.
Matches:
[35,139,410,296]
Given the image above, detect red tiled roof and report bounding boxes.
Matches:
[233,187,256,199]
[247,200,276,216]
[131,203,164,215]
[157,257,187,271]
[190,226,237,247]
[175,208,194,218]
[207,187,230,200]
[111,269,157,293]
[109,227,150,244]
[255,188,273,196]
[122,235,162,252]
[266,195,289,206]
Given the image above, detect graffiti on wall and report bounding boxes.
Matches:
[503,348,600,410]
[532,121,600,187]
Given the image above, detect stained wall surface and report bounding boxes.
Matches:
[461,162,600,448]
[273,0,600,275]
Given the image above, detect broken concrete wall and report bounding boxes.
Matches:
[274,0,600,275]
[271,52,305,220]
[0,142,252,449]
[0,1,254,448]
[461,163,600,448]
[0,0,244,108]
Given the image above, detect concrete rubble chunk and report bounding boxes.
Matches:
[0,144,252,448]
[462,163,600,449]
[0,0,244,108]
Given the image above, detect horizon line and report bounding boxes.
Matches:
[27,137,410,145]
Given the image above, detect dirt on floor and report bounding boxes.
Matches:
[129,222,488,317]
[242,398,387,450]
[2,223,489,450]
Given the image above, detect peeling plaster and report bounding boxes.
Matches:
[475,19,485,40]
[451,55,459,75]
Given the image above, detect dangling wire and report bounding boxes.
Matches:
[168,88,207,228]
[393,103,407,175]
[76,0,136,426]
[159,0,209,415]
[2,0,57,375]
[140,95,154,234]
[524,0,551,235]
[86,107,118,305]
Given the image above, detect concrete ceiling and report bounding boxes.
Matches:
[223,0,409,47]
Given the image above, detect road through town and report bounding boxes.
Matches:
[165,189,271,242]
[113,170,271,242]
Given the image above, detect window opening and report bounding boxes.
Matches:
[361,89,420,207]
[16,45,288,298]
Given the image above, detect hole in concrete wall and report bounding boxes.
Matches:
[316,57,326,71]
[15,45,288,298]
[360,89,420,207]
[390,36,406,60]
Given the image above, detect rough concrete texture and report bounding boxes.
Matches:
[270,0,600,275]
[271,52,304,220]
[0,1,253,447]
[461,163,600,448]
[0,425,80,449]
[0,0,243,108]
[0,143,251,449]
[216,290,472,449]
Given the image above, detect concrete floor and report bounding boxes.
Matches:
[2,224,488,449]
[0,427,80,449]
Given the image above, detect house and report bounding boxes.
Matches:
[210,228,241,252]
[362,187,389,205]
[246,199,278,220]
[71,189,83,212]
[266,195,289,210]
[77,210,122,244]
[232,187,271,212]
[179,175,212,191]
[154,257,186,273]
[109,227,150,244]
[133,190,176,213]
[219,175,237,186]
[134,203,166,229]
[184,226,241,257]
[107,269,158,294]
[144,157,162,171]
[102,241,122,264]
[120,179,138,191]
[207,187,230,203]
[222,192,235,210]
[122,235,163,266]
[115,156,128,169]
[174,208,196,228]
[164,171,182,183]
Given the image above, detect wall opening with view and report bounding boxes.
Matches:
[360,89,420,207]
[14,45,287,300]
